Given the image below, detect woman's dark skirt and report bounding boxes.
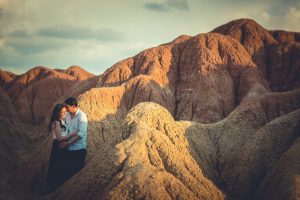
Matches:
[46,140,68,193]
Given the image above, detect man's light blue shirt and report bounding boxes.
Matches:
[65,109,88,150]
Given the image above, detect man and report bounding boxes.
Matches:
[63,97,88,179]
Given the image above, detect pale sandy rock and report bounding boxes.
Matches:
[103,103,224,200]
[77,75,175,162]
[43,103,224,200]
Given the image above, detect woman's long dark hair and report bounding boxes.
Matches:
[49,103,66,132]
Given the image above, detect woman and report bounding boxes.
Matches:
[46,103,77,192]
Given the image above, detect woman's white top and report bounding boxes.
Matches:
[51,120,68,139]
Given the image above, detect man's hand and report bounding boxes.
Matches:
[58,141,68,149]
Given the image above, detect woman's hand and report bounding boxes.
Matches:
[58,141,68,149]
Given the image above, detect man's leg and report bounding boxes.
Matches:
[58,148,69,185]
[73,149,87,174]
[65,150,75,180]
[67,149,87,179]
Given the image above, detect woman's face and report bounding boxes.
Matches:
[59,107,67,119]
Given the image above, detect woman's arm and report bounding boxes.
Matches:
[52,121,74,142]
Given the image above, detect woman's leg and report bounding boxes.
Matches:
[58,147,69,185]
[46,140,60,192]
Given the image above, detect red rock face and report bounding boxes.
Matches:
[64,65,95,81]
[212,18,300,92]
[270,30,300,43]
[0,70,16,90]
[98,32,270,123]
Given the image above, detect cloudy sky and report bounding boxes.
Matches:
[0,0,299,75]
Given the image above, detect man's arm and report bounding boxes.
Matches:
[77,113,88,138]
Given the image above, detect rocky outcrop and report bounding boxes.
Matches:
[270,30,300,43]
[0,69,16,90]
[253,138,300,200]
[212,18,300,91]
[213,89,300,199]
[0,87,30,196]
[64,65,95,81]
[14,78,76,124]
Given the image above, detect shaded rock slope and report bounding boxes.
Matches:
[0,66,96,124]
[0,19,299,200]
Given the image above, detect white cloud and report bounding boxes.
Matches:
[259,11,270,21]
[284,6,300,30]
[144,0,189,12]
[0,38,4,48]
[0,0,32,34]
[37,24,124,42]
[286,6,300,19]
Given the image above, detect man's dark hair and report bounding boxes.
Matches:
[65,97,78,107]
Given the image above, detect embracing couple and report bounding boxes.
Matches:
[47,97,88,192]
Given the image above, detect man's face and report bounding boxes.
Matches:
[66,105,77,114]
